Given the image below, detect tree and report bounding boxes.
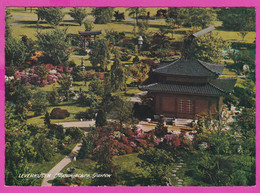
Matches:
[193,110,255,186]
[12,84,32,109]
[5,37,27,67]
[217,7,255,31]
[5,9,12,39]
[69,7,87,25]
[137,147,175,185]
[89,39,110,71]
[231,80,255,108]
[95,108,107,127]
[111,98,134,127]
[166,18,175,38]
[44,112,51,126]
[58,74,73,100]
[130,63,150,85]
[88,77,105,97]
[31,89,49,116]
[126,7,146,35]
[79,70,92,86]
[109,51,126,91]
[36,7,64,26]
[183,32,231,64]
[91,7,114,24]
[77,128,97,159]
[32,133,56,162]
[21,35,36,62]
[168,8,217,28]
[36,28,72,65]
[234,107,255,155]
[237,31,248,41]
[48,88,60,105]
[92,136,121,186]
[5,103,36,185]
[228,50,255,75]
[114,10,125,22]
[137,20,149,36]
[66,127,84,142]
[105,30,125,46]
[84,19,94,31]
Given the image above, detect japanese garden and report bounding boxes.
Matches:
[5,7,256,186]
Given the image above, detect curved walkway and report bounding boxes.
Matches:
[41,141,83,186]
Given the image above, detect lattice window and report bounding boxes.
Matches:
[186,100,193,113]
[178,99,184,113]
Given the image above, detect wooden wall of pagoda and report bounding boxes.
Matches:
[153,93,223,119]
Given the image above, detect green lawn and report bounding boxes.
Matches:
[213,30,255,44]
[27,102,88,125]
[59,153,145,186]
[8,6,256,45]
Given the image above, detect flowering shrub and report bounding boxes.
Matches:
[15,64,66,87]
[80,123,198,159]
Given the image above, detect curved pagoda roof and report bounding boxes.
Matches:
[139,78,237,96]
[79,30,102,36]
[153,58,224,77]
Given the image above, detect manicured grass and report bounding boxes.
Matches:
[59,153,144,186]
[113,153,145,186]
[27,101,88,125]
[8,7,256,46]
[213,30,256,44]
[27,142,78,186]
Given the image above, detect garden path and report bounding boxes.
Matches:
[55,120,96,128]
[41,141,83,186]
[168,156,185,186]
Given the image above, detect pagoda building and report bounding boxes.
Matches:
[139,58,237,119]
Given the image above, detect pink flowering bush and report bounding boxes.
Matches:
[15,64,68,87]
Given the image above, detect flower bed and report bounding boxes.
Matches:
[81,123,198,159]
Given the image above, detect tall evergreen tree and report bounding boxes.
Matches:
[91,7,114,24]
[5,9,12,39]
[89,39,110,71]
[95,108,107,127]
[35,7,64,26]
[182,31,231,64]
[36,28,72,65]
[110,51,126,91]
[126,7,146,35]
[168,8,217,28]
[69,7,87,26]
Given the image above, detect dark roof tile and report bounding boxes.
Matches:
[139,82,226,96]
[79,30,102,36]
[210,78,237,93]
[154,58,224,77]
